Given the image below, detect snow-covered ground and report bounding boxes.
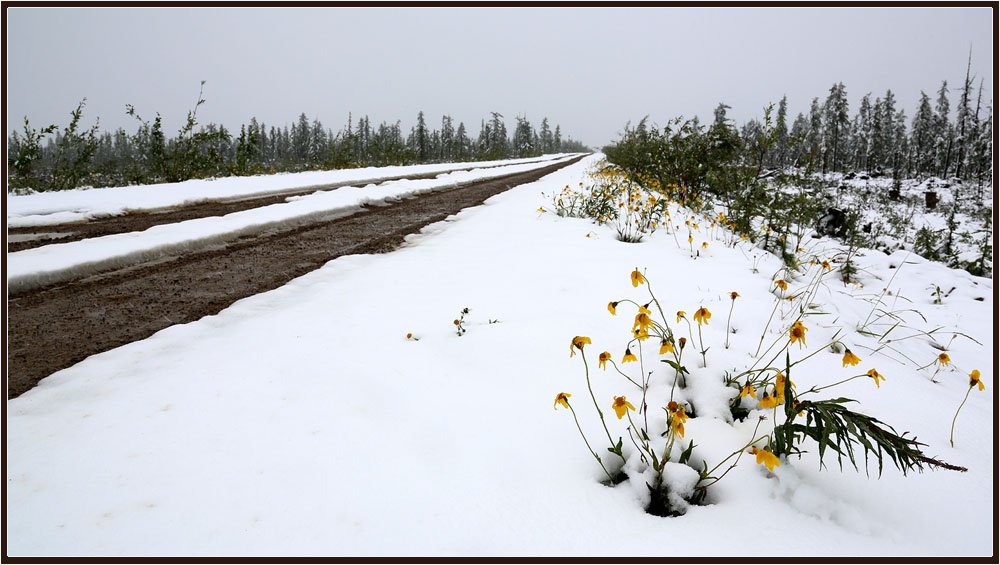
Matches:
[6,153,573,228]
[5,155,994,556]
[6,155,578,293]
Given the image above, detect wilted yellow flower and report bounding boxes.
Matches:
[842,349,862,367]
[598,351,611,370]
[821,260,832,271]
[622,347,637,363]
[608,301,618,316]
[633,313,652,334]
[789,321,808,348]
[667,401,688,437]
[701,241,709,249]
[693,307,712,326]
[569,336,592,357]
[631,269,646,288]
[633,327,651,340]
[659,339,675,355]
[679,337,687,349]
[676,311,686,323]
[638,303,652,316]
[612,395,636,419]
[774,279,789,292]
[554,392,571,410]
[774,372,794,395]
[970,369,985,391]
[730,291,740,300]
[867,368,886,388]
[752,447,781,472]
[937,352,951,366]
[758,392,781,409]
[740,384,757,399]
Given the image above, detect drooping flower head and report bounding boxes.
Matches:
[789,321,808,348]
[937,352,951,366]
[608,301,618,316]
[751,447,781,472]
[821,260,832,271]
[774,279,789,292]
[969,369,985,391]
[598,351,611,370]
[693,307,711,326]
[667,401,688,437]
[569,336,592,357]
[740,384,757,399]
[730,291,740,300]
[659,339,675,355]
[679,337,687,350]
[867,368,886,388]
[554,392,572,410]
[758,391,781,409]
[622,347,637,363]
[631,269,646,288]
[612,395,636,419]
[639,303,653,316]
[842,348,862,367]
[676,311,686,323]
[633,313,652,334]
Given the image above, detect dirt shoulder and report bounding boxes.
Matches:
[6,156,584,399]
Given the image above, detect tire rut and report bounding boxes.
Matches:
[6,156,585,399]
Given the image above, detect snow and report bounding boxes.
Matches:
[5,154,994,557]
[6,155,578,293]
[5,153,575,228]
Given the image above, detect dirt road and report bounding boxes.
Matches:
[7,156,585,398]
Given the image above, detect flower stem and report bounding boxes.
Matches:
[567,403,615,482]
[725,300,735,349]
[581,353,624,462]
[949,384,974,448]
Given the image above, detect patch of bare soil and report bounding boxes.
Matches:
[6,156,584,398]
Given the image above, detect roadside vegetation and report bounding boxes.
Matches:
[7,81,588,193]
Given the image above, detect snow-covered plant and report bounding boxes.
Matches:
[453,307,470,336]
[557,269,708,515]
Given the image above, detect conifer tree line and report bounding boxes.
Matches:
[607,60,993,203]
[7,83,589,192]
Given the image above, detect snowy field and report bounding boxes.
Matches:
[5,154,994,557]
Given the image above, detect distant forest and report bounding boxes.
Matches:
[7,83,590,192]
[607,59,993,196]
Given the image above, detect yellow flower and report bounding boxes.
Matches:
[701,241,709,249]
[752,447,781,472]
[569,336,591,357]
[622,347,637,363]
[789,320,808,348]
[937,352,951,366]
[598,351,611,370]
[774,372,794,394]
[633,327,651,341]
[608,301,618,315]
[633,312,652,334]
[638,303,652,316]
[740,384,757,399]
[612,395,636,419]
[867,368,886,388]
[676,311,686,323]
[693,307,711,326]
[970,369,985,391]
[821,260,832,271]
[842,348,862,367]
[554,392,571,410]
[631,269,645,288]
[730,291,740,300]
[774,279,788,292]
[687,234,694,244]
[659,339,675,355]
[667,401,688,437]
[758,392,781,409]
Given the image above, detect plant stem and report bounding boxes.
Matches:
[950,384,974,448]
[580,353,624,462]
[568,403,615,482]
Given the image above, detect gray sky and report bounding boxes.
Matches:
[6,7,994,148]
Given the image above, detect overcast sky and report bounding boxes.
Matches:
[6,7,994,147]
